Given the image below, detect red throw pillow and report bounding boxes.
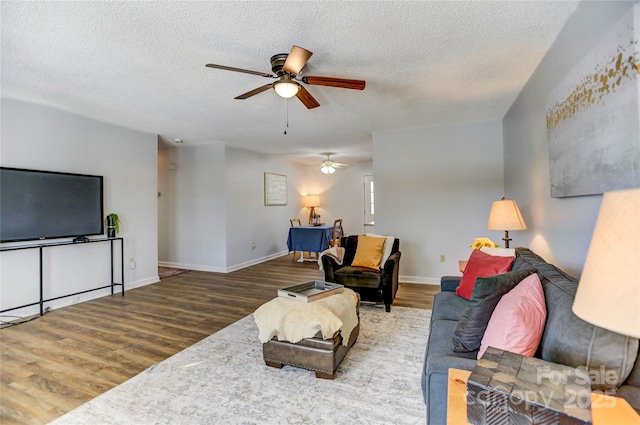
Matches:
[455,249,515,300]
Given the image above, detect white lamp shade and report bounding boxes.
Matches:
[487,199,527,230]
[273,81,300,98]
[303,195,319,207]
[572,187,640,338]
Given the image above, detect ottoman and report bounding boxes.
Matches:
[254,288,360,379]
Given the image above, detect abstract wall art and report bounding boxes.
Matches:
[264,172,287,206]
[546,5,640,198]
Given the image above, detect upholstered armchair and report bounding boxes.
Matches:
[322,235,401,312]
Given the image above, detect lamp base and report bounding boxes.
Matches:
[308,206,316,225]
[502,230,511,249]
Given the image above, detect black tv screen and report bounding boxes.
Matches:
[0,167,104,242]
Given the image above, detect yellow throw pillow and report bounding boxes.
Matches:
[351,235,386,269]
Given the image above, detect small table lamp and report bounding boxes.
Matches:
[303,195,320,225]
[572,187,640,339]
[487,197,527,248]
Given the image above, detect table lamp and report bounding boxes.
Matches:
[487,197,527,248]
[572,187,640,339]
[303,195,320,225]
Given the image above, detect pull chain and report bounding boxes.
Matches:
[284,98,289,135]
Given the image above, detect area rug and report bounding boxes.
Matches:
[158,266,190,278]
[49,306,431,425]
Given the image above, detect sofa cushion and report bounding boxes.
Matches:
[429,320,480,361]
[333,266,381,288]
[351,235,385,269]
[453,269,533,353]
[513,248,639,390]
[456,249,515,300]
[431,291,469,322]
[422,319,479,425]
[478,273,546,359]
[624,346,640,387]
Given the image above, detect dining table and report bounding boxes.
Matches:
[287,224,334,262]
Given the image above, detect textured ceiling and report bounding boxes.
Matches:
[1,1,580,165]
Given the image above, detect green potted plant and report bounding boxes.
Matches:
[105,213,120,238]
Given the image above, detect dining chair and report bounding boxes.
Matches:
[330,219,344,247]
[289,218,303,261]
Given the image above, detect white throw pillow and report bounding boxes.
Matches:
[363,233,395,267]
[480,247,515,257]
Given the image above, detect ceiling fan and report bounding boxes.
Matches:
[206,45,366,109]
[318,152,347,174]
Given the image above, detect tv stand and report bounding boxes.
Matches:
[0,237,124,316]
[73,236,89,243]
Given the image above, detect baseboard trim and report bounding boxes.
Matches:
[399,275,440,285]
[126,276,160,290]
[158,261,226,273]
[225,251,290,273]
[159,251,291,274]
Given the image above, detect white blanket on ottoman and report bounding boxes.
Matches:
[254,288,359,346]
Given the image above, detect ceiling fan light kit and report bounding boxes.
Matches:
[273,77,300,99]
[206,45,365,109]
[321,163,336,174]
[318,153,345,174]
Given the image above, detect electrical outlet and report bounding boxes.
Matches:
[251,242,256,249]
[440,254,446,263]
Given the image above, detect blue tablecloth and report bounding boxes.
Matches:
[287,225,333,253]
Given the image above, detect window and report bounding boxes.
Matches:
[364,175,374,225]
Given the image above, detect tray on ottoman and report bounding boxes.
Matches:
[277,280,344,303]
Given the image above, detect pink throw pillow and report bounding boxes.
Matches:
[478,273,547,359]
[455,249,514,300]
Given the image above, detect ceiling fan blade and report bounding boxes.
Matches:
[206,63,275,78]
[296,86,320,109]
[302,76,366,90]
[234,84,273,99]
[283,46,313,75]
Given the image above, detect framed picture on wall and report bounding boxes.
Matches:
[545,5,640,197]
[264,172,287,206]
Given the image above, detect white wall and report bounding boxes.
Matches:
[503,1,636,276]
[1,98,158,316]
[304,161,373,237]
[157,145,369,272]
[224,147,306,270]
[157,143,227,271]
[158,144,307,271]
[373,120,504,283]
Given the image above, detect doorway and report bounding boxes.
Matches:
[363,175,374,234]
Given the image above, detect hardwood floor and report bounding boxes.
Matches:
[0,254,439,425]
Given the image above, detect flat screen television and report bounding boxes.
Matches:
[0,167,104,243]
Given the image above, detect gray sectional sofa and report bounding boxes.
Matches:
[421,247,640,424]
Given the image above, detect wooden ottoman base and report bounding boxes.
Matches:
[262,320,360,379]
